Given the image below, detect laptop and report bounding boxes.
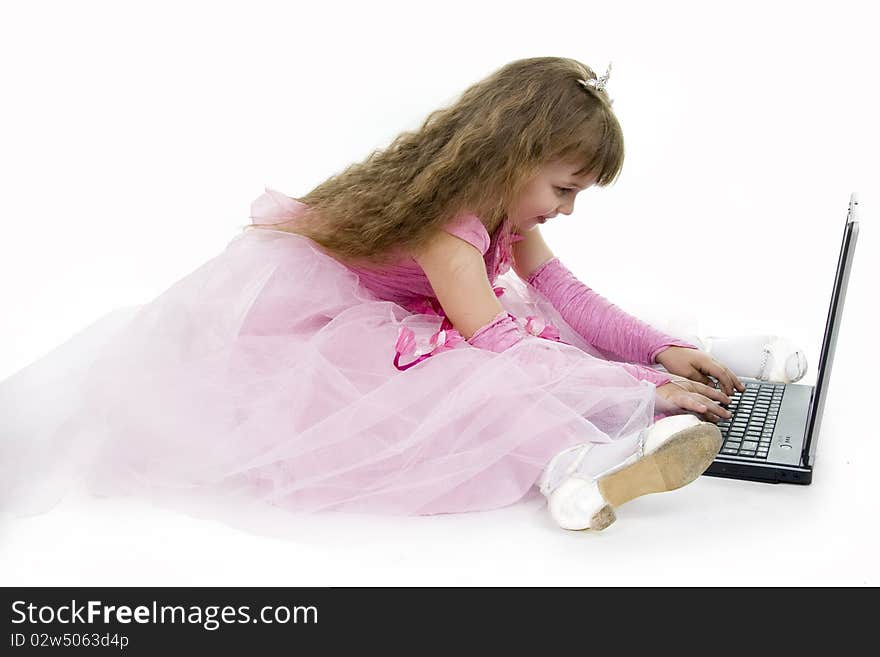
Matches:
[703,192,860,484]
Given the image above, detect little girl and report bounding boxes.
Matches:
[0,57,806,533]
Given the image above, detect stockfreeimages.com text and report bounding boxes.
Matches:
[11,599,317,631]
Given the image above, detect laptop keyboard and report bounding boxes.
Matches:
[716,381,785,460]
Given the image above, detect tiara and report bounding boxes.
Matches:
[577,62,613,102]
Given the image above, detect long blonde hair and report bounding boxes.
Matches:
[245,56,623,266]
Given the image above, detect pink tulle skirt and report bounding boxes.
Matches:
[0,228,666,528]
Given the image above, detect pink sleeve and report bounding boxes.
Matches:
[527,257,699,365]
[443,213,491,255]
[466,311,527,352]
[466,310,673,389]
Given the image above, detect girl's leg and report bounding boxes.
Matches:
[539,414,722,531]
[537,304,805,531]
[631,304,808,384]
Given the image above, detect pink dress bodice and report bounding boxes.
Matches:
[341,211,524,307]
[248,188,538,371]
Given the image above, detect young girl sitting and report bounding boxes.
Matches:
[0,57,806,533]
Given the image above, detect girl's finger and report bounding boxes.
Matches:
[700,361,736,396]
[679,392,728,424]
[714,363,742,396]
[670,389,727,423]
[701,394,731,422]
[688,367,714,387]
[728,367,746,393]
[677,392,712,418]
[720,368,740,397]
[693,403,724,424]
[696,381,732,406]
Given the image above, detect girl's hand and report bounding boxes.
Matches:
[655,377,733,424]
[655,346,746,396]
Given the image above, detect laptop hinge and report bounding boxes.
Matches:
[801,387,816,467]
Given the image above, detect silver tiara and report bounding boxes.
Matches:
[577,62,613,102]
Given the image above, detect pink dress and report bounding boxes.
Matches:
[0,187,684,530]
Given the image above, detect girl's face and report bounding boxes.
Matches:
[506,160,599,232]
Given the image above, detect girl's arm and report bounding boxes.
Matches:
[414,229,675,387]
[511,227,698,365]
[412,229,514,343]
[511,225,556,282]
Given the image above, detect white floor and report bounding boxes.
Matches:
[1,0,876,589]
[2,354,875,587]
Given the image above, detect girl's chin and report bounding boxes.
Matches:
[512,215,546,232]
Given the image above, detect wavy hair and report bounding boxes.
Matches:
[244,56,623,266]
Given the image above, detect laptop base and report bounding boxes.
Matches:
[703,460,813,484]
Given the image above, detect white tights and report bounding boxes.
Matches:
[630,308,808,384]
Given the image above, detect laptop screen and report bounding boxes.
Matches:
[802,195,860,466]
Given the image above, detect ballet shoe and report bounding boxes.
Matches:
[704,334,808,384]
[768,339,808,383]
[546,415,722,531]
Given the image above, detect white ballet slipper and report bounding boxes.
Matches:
[763,337,808,383]
[548,477,618,531]
[703,334,808,384]
[546,415,722,531]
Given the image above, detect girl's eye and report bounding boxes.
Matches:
[555,187,573,195]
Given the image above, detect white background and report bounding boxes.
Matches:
[0,0,876,585]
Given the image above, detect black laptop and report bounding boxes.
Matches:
[704,193,860,484]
